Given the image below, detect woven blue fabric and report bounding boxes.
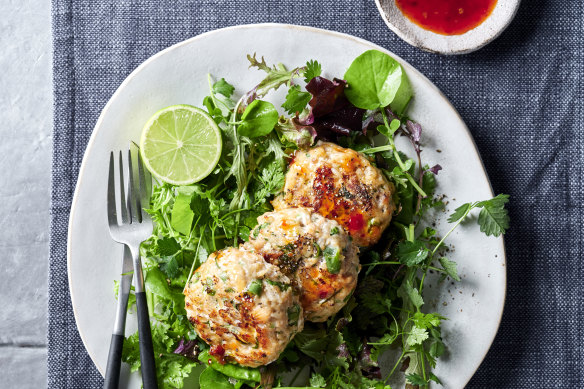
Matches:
[49,1,583,388]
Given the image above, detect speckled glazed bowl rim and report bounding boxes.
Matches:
[375,0,522,54]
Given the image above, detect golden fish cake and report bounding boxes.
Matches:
[272,142,396,247]
[245,207,360,322]
[184,247,303,367]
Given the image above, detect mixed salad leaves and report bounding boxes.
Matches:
[119,50,510,388]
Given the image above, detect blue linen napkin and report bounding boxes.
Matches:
[49,0,583,387]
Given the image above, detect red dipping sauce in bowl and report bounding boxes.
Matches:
[395,0,498,35]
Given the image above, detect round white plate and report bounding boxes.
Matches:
[68,23,506,388]
[375,0,521,54]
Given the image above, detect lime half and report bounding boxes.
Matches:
[140,105,222,185]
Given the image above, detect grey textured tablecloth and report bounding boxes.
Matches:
[48,1,583,388]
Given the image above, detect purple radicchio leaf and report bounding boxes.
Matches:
[297,76,369,139]
[427,164,442,175]
[302,76,366,136]
[305,76,347,118]
[358,342,382,379]
[173,338,199,360]
[312,104,366,136]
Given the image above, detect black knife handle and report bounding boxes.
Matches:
[103,333,125,389]
[135,291,158,389]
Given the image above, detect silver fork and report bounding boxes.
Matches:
[106,143,158,389]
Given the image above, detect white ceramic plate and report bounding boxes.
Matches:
[375,0,521,54]
[68,23,506,388]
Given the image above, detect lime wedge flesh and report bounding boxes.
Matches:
[140,105,222,185]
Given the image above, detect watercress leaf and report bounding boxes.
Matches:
[377,124,390,138]
[396,240,429,266]
[406,325,429,347]
[389,118,401,134]
[402,158,414,171]
[282,85,312,115]
[238,100,279,138]
[447,202,473,223]
[476,194,510,237]
[171,191,195,235]
[439,256,461,281]
[343,50,412,114]
[213,78,235,98]
[304,59,322,83]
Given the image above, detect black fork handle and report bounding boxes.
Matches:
[135,291,158,389]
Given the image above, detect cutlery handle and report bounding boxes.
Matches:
[136,291,158,389]
[104,246,133,389]
[103,333,125,389]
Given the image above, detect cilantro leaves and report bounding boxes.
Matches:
[212,78,235,98]
[448,194,510,237]
[282,85,312,115]
[303,59,322,83]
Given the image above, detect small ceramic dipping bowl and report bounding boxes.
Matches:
[375,0,521,54]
